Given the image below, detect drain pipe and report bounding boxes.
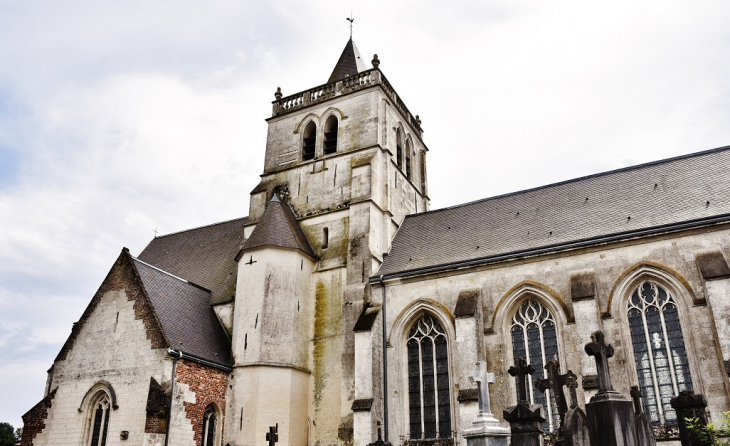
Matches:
[164,348,182,446]
[380,275,389,443]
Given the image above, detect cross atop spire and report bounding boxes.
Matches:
[346,12,354,39]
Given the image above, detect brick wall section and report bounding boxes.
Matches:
[145,414,168,434]
[20,388,57,446]
[175,360,228,445]
[55,248,167,362]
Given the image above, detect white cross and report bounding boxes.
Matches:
[469,361,495,415]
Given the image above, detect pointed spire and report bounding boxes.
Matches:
[327,38,368,84]
[242,195,315,258]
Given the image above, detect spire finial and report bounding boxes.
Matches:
[346,12,354,39]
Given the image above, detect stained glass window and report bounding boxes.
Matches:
[407,314,452,440]
[510,299,560,432]
[201,404,217,446]
[627,281,693,424]
[88,394,110,446]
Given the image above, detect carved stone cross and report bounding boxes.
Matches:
[584,330,615,393]
[469,361,495,415]
[630,385,643,414]
[508,357,535,403]
[536,360,571,433]
[566,370,579,409]
[266,424,278,446]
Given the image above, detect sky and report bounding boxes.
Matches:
[1,0,730,429]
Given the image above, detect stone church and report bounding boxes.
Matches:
[21,38,730,446]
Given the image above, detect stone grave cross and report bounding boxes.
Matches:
[469,361,495,415]
[584,331,615,393]
[508,357,535,403]
[266,424,278,446]
[565,370,579,409]
[536,360,571,434]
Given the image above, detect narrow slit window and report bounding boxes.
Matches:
[302,121,316,161]
[323,115,338,155]
[322,227,329,249]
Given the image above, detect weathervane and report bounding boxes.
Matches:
[346,12,354,38]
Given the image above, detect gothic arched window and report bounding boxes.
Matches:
[510,299,559,432]
[627,281,693,424]
[87,393,111,446]
[302,121,316,161]
[407,314,452,440]
[201,404,218,446]
[396,129,404,170]
[405,139,413,180]
[323,115,338,155]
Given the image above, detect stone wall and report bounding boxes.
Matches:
[22,252,173,445]
[376,225,730,445]
[174,360,228,446]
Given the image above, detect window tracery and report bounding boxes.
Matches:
[87,393,111,446]
[407,314,452,440]
[510,299,559,432]
[627,281,692,424]
[201,404,218,446]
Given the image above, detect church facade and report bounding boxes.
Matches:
[21,39,730,446]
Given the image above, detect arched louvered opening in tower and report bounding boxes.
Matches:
[405,139,413,180]
[323,115,338,155]
[396,129,403,170]
[302,121,316,161]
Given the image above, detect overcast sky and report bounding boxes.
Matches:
[1,0,729,428]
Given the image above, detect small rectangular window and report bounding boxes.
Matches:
[322,227,329,249]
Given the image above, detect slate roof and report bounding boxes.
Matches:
[138,217,247,305]
[378,145,730,277]
[243,195,316,258]
[133,258,231,365]
[327,38,368,83]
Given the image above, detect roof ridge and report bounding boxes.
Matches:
[153,216,248,240]
[132,257,211,292]
[411,144,730,219]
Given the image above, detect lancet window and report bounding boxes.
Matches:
[405,139,413,180]
[200,404,218,446]
[627,281,692,424]
[407,314,452,440]
[302,121,316,161]
[510,299,559,432]
[396,129,404,170]
[323,115,338,155]
[87,393,111,446]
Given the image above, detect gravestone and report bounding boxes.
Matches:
[463,361,510,446]
[503,357,545,446]
[670,390,708,446]
[563,371,594,446]
[584,331,639,446]
[366,422,393,446]
[535,360,572,442]
[630,386,656,446]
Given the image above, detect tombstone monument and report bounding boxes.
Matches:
[463,361,511,446]
[584,331,639,446]
[503,357,545,446]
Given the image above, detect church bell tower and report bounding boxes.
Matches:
[226,37,430,446]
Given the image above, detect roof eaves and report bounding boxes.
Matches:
[373,213,730,282]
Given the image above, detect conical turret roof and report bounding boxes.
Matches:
[243,195,316,258]
[327,38,368,83]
